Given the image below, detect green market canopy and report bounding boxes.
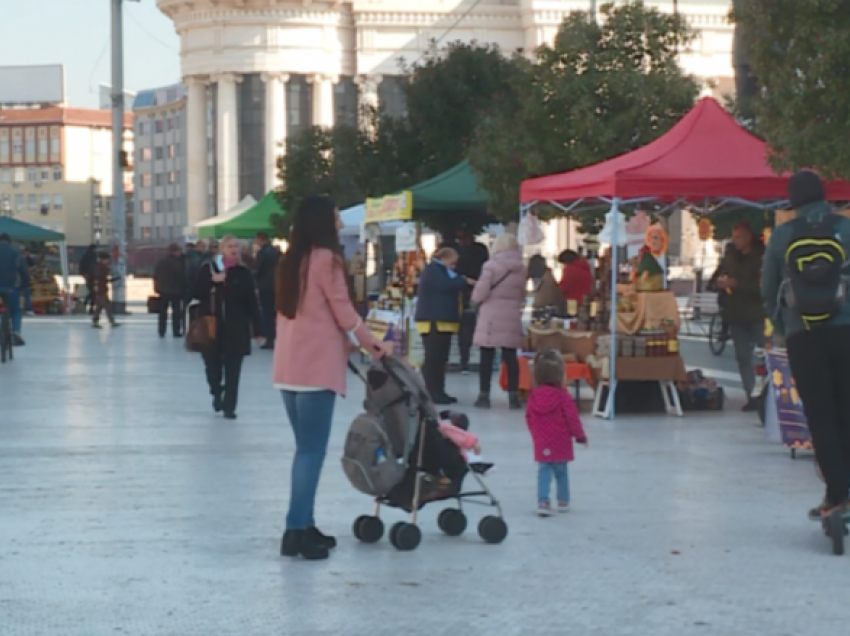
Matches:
[196,191,283,239]
[0,216,65,242]
[406,160,490,213]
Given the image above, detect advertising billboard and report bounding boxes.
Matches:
[0,65,65,105]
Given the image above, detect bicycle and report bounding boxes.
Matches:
[708,313,727,356]
[0,292,13,364]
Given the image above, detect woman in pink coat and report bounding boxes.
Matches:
[471,233,528,410]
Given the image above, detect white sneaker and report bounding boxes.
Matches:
[557,500,570,513]
[537,501,554,517]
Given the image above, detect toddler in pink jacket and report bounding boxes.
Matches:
[525,349,587,517]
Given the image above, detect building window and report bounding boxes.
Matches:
[155,120,164,134]
[40,168,50,181]
[168,171,177,184]
[155,173,165,187]
[378,76,407,118]
[141,174,152,187]
[0,168,9,183]
[238,73,266,199]
[53,166,62,181]
[53,194,63,209]
[141,200,151,214]
[13,167,24,183]
[15,194,24,210]
[167,118,174,131]
[40,194,50,211]
[12,140,23,156]
[50,137,60,155]
[0,139,8,161]
[141,148,152,161]
[155,147,164,161]
[28,194,37,210]
[25,138,35,160]
[141,227,151,239]
[334,77,359,127]
[155,200,165,213]
[168,198,175,212]
[286,74,312,140]
[138,122,147,136]
[38,139,48,156]
[168,144,175,158]
[27,168,37,182]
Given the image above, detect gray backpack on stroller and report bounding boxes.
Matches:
[342,357,432,497]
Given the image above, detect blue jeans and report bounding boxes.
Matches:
[538,462,570,504]
[0,287,22,334]
[281,390,337,530]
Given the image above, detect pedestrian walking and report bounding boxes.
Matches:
[716,222,765,411]
[254,231,280,350]
[91,252,120,329]
[195,235,264,421]
[525,349,587,517]
[762,171,850,520]
[273,196,385,560]
[470,233,527,410]
[21,248,34,315]
[79,244,97,314]
[0,233,28,345]
[153,243,187,338]
[415,246,474,405]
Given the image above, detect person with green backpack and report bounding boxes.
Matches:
[762,170,850,521]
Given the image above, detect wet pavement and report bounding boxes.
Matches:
[0,316,844,636]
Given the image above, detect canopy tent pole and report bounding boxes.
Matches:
[59,241,71,314]
[605,198,621,419]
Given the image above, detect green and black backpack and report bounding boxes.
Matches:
[783,213,848,329]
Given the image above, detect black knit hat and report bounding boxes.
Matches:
[788,170,826,209]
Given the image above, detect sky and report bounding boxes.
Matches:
[1,0,181,108]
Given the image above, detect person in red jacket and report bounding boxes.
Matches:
[558,250,594,305]
[526,349,587,517]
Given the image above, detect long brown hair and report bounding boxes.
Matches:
[275,196,341,319]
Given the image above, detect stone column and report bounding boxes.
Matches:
[185,76,208,233]
[261,72,288,192]
[354,74,382,125]
[309,74,337,128]
[215,72,240,214]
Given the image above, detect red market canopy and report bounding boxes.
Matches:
[520,97,850,205]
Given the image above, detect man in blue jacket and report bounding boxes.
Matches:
[762,171,850,520]
[0,233,28,345]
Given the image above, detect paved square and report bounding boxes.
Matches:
[0,317,846,636]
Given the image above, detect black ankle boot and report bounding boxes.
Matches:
[307,526,337,550]
[280,529,330,560]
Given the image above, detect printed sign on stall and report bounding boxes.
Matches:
[395,224,418,253]
[364,191,413,224]
[764,349,812,451]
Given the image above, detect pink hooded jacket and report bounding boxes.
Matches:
[525,385,587,463]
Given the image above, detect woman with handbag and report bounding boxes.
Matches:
[471,233,528,410]
[273,196,386,561]
[192,234,264,420]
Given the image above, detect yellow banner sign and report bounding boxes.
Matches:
[364,191,413,224]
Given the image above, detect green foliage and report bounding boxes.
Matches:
[731,0,850,179]
[468,1,699,227]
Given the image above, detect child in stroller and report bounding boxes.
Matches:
[343,356,508,551]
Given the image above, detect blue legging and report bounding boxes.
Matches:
[281,390,337,530]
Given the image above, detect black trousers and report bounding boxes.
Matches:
[458,311,476,369]
[158,294,183,337]
[92,294,114,324]
[259,288,276,344]
[421,324,453,398]
[202,349,245,415]
[479,347,519,393]
[84,277,96,313]
[787,324,850,506]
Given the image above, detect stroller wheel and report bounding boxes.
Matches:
[353,515,384,544]
[478,516,508,545]
[390,522,421,551]
[438,508,467,537]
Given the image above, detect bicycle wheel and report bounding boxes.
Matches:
[0,314,9,364]
[708,314,726,356]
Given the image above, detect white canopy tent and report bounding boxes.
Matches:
[194,195,257,233]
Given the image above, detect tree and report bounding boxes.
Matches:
[731,0,850,179]
[468,1,699,229]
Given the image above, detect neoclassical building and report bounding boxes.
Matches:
[157,0,734,229]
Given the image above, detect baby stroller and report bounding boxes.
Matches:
[343,356,508,551]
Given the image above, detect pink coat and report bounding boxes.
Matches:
[471,247,527,349]
[273,248,383,396]
[525,386,587,463]
[438,421,479,451]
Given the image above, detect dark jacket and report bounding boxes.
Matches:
[254,243,280,292]
[762,201,850,336]
[79,249,97,279]
[0,241,28,290]
[456,241,489,307]
[184,248,203,296]
[414,260,467,324]
[195,262,263,356]
[154,255,187,297]
[721,242,765,325]
[94,261,112,298]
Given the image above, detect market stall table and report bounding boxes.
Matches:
[590,354,687,419]
[500,356,595,403]
[615,289,680,335]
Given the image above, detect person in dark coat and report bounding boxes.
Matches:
[0,233,29,344]
[254,231,280,350]
[195,234,264,420]
[154,243,187,338]
[91,252,120,329]
[414,246,473,404]
[79,244,97,314]
[455,230,489,373]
